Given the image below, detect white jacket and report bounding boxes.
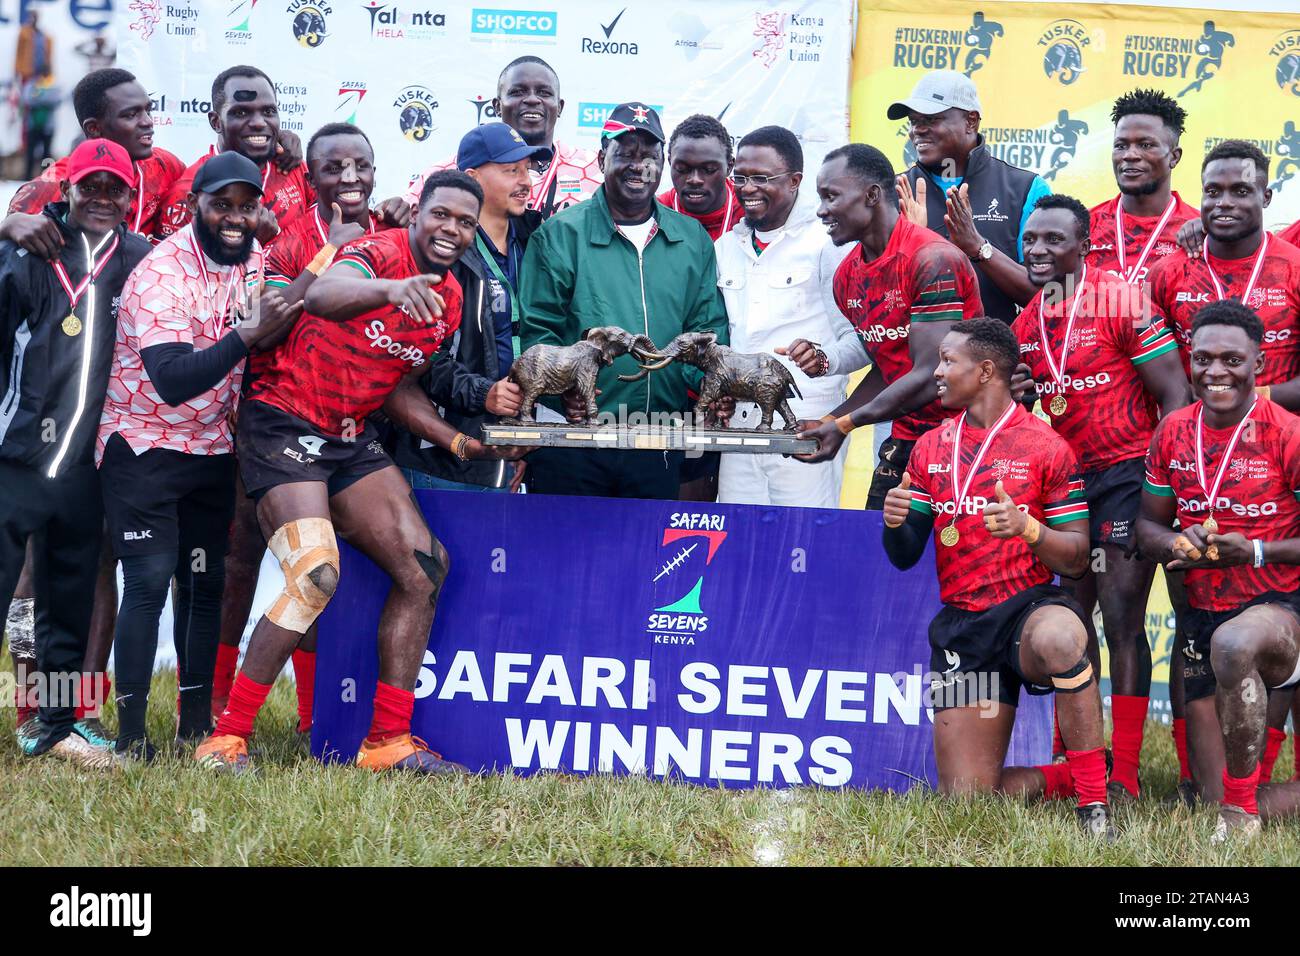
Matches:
[714,190,865,418]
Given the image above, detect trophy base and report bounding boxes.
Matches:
[482,421,816,454]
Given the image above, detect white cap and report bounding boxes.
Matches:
[887,71,982,121]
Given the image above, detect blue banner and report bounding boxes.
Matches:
[314,492,1050,789]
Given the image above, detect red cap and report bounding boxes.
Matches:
[66,138,136,188]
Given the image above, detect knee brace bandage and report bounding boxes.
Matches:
[267,517,339,634]
[1051,656,1095,694]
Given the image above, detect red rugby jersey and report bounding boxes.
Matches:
[156,146,313,243]
[7,147,186,241]
[255,204,391,382]
[1146,234,1300,384]
[905,403,1088,612]
[1278,219,1300,247]
[1012,268,1179,471]
[1144,398,1300,611]
[1086,192,1198,284]
[246,228,461,436]
[833,217,983,441]
[656,184,744,241]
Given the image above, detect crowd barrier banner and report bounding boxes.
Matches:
[314,490,1050,789]
[850,0,1300,230]
[114,0,853,200]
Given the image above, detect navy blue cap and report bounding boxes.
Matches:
[192,151,264,195]
[457,123,552,171]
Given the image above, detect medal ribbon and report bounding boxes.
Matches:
[50,231,118,314]
[130,162,144,234]
[1205,233,1269,304]
[1194,398,1257,515]
[948,400,1019,529]
[532,154,559,212]
[1115,195,1176,283]
[1037,263,1089,393]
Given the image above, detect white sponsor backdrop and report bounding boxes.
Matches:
[115,0,853,199]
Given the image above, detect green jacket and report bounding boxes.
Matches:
[519,187,729,420]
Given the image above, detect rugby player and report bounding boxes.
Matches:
[194,171,485,774]
[1086,88,1200,796]
[657,115,743,241]
[656,114,743,501]
[1138,301,1300,841]
[155,66,406,246]
[403,57,601,218]
[4,68,184,250]
[1147,141,1300,409]
[1011,194,1190,801]
[795,144,983,510]
[1087,90,1198,284]
[212,122,395,732]
[882,318,1113,838]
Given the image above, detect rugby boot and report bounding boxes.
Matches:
[72,717,115,750]
[1076,802,1118,841]
[46,733,117,770]
[1211,805,1262,845]
[194,733,252,774]
[356,734,468,775]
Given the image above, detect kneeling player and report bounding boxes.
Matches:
[1137,301,1300,841]
[194,171,488,774]
[883,319,1113,837]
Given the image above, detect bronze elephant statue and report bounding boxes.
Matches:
[506,326,660,424]
[623,331,803,431]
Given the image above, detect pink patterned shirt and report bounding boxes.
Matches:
[97,225,264,462]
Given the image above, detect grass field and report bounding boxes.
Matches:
[4,656,1300,866]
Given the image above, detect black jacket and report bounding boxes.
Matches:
[0,204,149,475]
[905,136,1043,322]
[390,211,541,487]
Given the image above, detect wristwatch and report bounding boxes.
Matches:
[971,240,993,263]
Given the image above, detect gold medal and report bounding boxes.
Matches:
[61,314,82,336]
[1202,516,1218,535]
[1049,394,1068,416]
[940,524,960,547]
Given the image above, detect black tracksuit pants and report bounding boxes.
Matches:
[0,458,102,752]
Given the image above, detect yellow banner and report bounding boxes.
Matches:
[850,0,1300,231]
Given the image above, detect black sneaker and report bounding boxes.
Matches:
[116,737,158,764]
[1076,802,1118,841]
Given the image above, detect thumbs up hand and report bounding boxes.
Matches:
[983,480,1029,539]
[883,472,914,529]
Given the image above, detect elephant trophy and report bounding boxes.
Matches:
[622,331,803,432]
[501,326,661,425]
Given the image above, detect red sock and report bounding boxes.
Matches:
[292,649,316,734]
[1109,695,1149,796]
[1261,727,1286,784]
[1172,718,1191,782]
[212,672,273,740]
[212,643,240,703]
[1037,762,1075,800]
[1222,765,1261,816]
[1052,705,1065,757]
[367,682,414,744]
[14,675,34,725]
[75,672,109,719]
[1067,747,1109,806]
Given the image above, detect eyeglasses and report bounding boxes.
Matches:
[729,172,794,188]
